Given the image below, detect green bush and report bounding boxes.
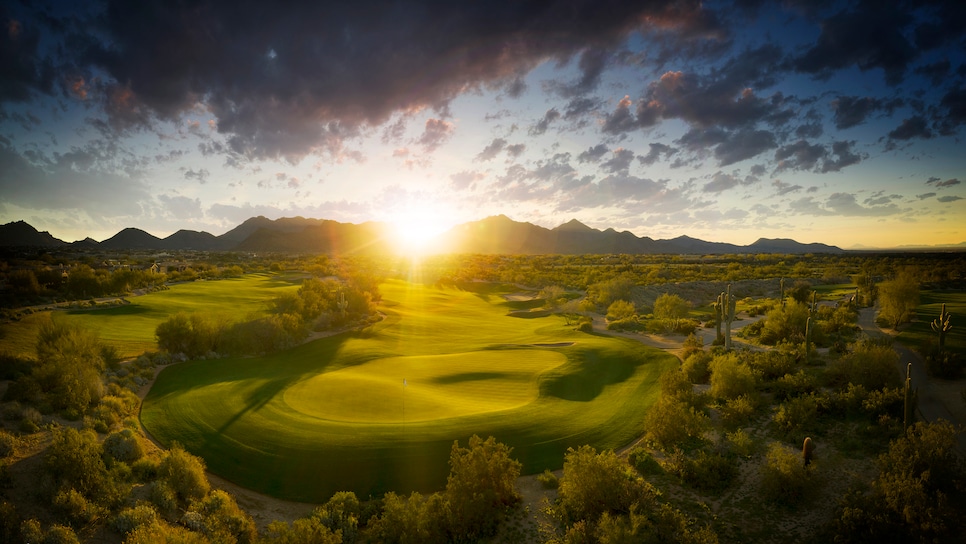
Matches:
[773,393,827,438]
[52,488,106,526]
[666,449,738,492]
[644,396,709,451]
[719,394,757,428]
[444,435,521,541]
[627,447,663,476]
[103,429,144,464]
[186,489,257,544]
[0,431,17,459]
[313,491,360,543]
[773,369,818,401]
[709,353,757,400]
[759,442,814,505]
[157,445,210,505]
[112,504,159,535]
[725,429,755,458]
[557,445,655,524]
[826,339,901,390]
[682,351,712,384]
[537,469,560,489]
[606,300,636,321]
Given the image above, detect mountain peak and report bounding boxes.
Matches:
[554,219,596,232]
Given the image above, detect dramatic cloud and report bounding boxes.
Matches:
[476,138,507,162]
[831,95,902,129]
[529,108,561,136]
[927,178,961,188]
[578,144,609,164]
[417,119,454,152]
[889,116,933,141]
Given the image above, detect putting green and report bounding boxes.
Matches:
[142,279,677,502]
[284,350,566,422]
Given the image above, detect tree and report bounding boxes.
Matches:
[878,268,920,330]
[557,445,654,524]
[445,435,521,540]
[538,285,565,311]
[653,293,690,320]
[606,300,636,321]
[33,318,106,412]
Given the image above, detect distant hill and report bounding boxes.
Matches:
[0,221,67,247]
[99,228,163,250]
[1,216,849,254]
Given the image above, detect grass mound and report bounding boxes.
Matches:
[141,280,676,501]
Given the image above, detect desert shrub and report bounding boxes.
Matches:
[644,396,709,451]
[829,420,965,543]
[592,503,720,544]
[41,524,81,544]
[112,504,158,535]
[725,429,755,458]
[606,317,645,331]
[0,430,17,458]
[33,319,107,412]
[313,491,360,543]
[627,447,663,476]
[157,445,210,505]
[654,293,690,319]
[827,383,869,417]
[131,457,160,482]
[760,442,813,505]
[148,481,179,516]
[444,435,521,541]
[52,488,106,526]
[826,339,901,390]
[647,317,698,335]
[925,349,964,379]
[42,428,114,503]
[537,469,560,489]
[682,351,712,384]
[665,448,738,492]
[759,300,809,345]
[660,369,694,400]
[606,300,636,321]
[719,393,757,428]
[186,489,257,544]
[680,333,704,361]
[744,350,795,381]
[557,445,655,524]
[773,369,818,401]
[364,491,444,544]
[773,393,828,438]
[261,517,342,544]
[709,353,757,400]
[575,316,593,332]
[125,520,209,544]
[103,429,144,464]
[860,387,904,420]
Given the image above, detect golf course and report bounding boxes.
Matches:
[141,279,676,502]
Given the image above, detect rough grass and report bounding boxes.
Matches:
[0,273,302,358]
[141,280,676,502]
[897,289,966,354]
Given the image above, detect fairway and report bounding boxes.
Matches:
[141,280,677,502]
[0,274,301,358]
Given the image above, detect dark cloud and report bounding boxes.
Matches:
[417,119,453,152]
[774,140,825,172]
[927,178,962,188]
[548,47,611,98]
[794,4,917,85]
[772,180,802,196]
[938,195,962,203]
[0,7,55,102]
[714,128,776,166]
[790,192,902,217]
[62,0,712,161]
[888,116,933,141]
[914,60,951,87]
[916,192,936,200]
[831,95,903,129]
[577,144,609,164]
[476,138,507,162]
[821,140,862,172]
[937,86,966,135]
[600,148,635,174]
[528,108,560,136]
[639,143,677,165]
[703,171,743,193]
[506,143,526,158]
[183,168,209,184]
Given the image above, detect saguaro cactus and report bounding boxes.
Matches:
[809,290,818,316]
[802,436,814,468]
[712,297,723,344]
[804,316,812,362]
[903,362,917,430]
[930,303,953,353]
[718,284,737,350]
[780,278,786,309]
[337,290,349,318]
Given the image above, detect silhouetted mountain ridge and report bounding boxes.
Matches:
[1,217,851,254]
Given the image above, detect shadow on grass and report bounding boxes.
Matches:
[540,350,640,402]
[430,371,514,384]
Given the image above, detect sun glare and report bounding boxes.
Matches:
[390,209,448,255]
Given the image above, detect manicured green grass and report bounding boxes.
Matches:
[0,274,301,359]
[142,280,676,502]
[897,289,966,354]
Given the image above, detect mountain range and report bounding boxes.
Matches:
[0,216,848,255]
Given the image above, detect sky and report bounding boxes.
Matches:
[0,0,964,249]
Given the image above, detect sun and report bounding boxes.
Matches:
[390,208,449,255]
